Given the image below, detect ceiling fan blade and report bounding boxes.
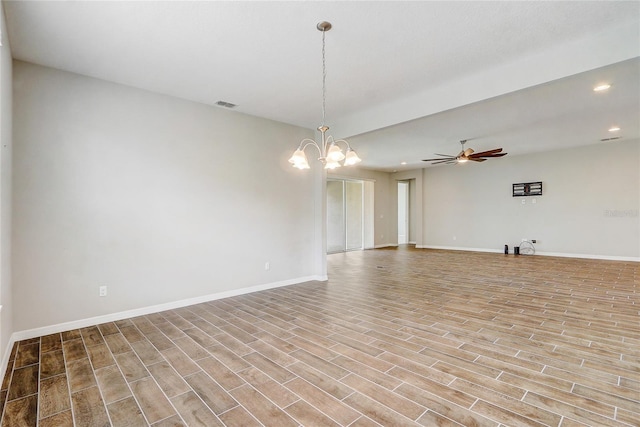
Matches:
[464,148,474,156]
[475,153,507,158]
[468,148,503,158]
[468,158,486,162]
[434,153,455,157]
[422,157,456,162]
[430,159,457,165]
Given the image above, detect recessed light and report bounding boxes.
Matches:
[608,126,620,132]
[593,84,611,92]
[400,161,407,165]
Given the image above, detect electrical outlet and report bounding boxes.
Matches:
[264,262,270,271]
[99,286,107,297]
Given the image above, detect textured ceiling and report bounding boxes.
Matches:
[3,1,640,171]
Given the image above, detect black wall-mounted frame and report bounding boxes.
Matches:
[513,181,542,197]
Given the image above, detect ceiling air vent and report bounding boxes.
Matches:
[216,101,237,109]
[600,136,621,142]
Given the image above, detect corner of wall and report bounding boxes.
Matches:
[0,0,14,384]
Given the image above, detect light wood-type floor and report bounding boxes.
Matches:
[1,247,638,426]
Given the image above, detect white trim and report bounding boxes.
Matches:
[327,174,376,183]
[408,241,416,245]
[1,337,13,394]
[0,306,8,390]
[416,245,639,262]
[9,275,325,342]
[534,251,640,262]
[374,244,398,249]
[417,245,502,254]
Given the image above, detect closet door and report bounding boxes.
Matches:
[327,179,364,254]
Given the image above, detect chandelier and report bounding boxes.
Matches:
[288,22,361,170]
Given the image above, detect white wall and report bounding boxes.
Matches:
[0,3,13,360]
[408,179,417,243]
[308,138,637,260]
[421,140,640,259]
[12,61,320,332]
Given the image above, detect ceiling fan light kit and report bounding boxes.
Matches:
[422,140,507,165]
[288,21,361,170]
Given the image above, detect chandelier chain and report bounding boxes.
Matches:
[321,28,326,127]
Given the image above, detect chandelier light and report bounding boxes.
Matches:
[288,21,361,170]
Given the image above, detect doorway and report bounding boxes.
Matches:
[398,181,409,244]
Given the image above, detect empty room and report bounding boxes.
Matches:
[0,1,638,426]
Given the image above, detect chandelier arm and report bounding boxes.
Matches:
[299,139,324,157]
[324,134,334,151]
[331,139,352,149]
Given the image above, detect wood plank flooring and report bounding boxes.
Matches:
[1,247,638,426]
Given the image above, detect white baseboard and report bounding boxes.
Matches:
[7,274,325,346]
[416,245,502,254]
[415,245,639,262]
[374,244,398,249]
[0,343,9,394]
[0,305,7,388]
[534,251,640,262]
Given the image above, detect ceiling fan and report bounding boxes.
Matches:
[422,140,507,165]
